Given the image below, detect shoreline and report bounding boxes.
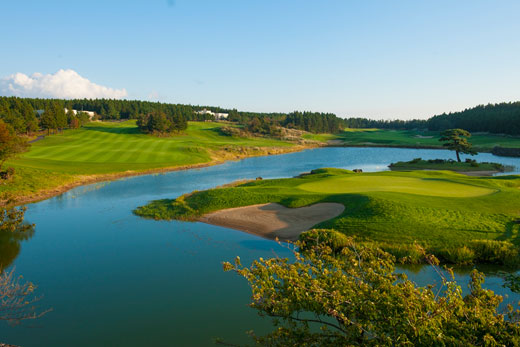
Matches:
[7,142,518,206]
[327,142,500,154]
[9,144,317,206]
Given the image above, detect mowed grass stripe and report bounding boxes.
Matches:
[90,130,134,163]
[33,129,106,160]
[29,143,82,160]
[114,138,150,163]
[119,137,159,163]
[142,139,165,163]
[79,129,137,162]
[16,120,295,173]
[102,137,143,163]
[85,134,146,163]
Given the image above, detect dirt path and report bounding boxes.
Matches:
[29,135,45,143]
[199,202,345,241]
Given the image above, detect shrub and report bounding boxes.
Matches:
[465,158,479,167]
[410,157,422,164]
[376,242,426,264]
[492,163,505,171]
[300,229,350,253]
[219,126,247,137]
[0,167,15,180]
[469,240,519,266]
[436,246,476,265]
[224,239,520,346]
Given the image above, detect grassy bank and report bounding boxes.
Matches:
[389,158,507,173]
[135,168,520,265]
[304,128,520,152]
[0,121,306,203]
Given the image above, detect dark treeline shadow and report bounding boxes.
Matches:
[0,224,34,273]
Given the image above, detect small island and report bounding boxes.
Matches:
[135,168,520,265]
[389,158,508,176]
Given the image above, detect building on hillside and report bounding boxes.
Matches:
[215,112,228,119]
[64,108,78,116]
[195,108,229,120]
[36,108,96,120]
[65,108,96,120]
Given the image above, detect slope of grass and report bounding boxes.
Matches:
[14,121,294,174]
[135,169,520,265]
[0,121,298,201]
[304,129,520,150]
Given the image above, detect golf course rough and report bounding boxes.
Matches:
[135,168,520,265]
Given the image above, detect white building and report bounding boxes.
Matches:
[195,108,228,120]
[65,109,96,119]
[37,108,95,120]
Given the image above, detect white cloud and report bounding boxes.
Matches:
[0,69,128,99]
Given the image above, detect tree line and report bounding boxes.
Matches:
[427,102,520,135]
[136,111,187,134]
[2,96,520,136]
[344,102,520,135]
[0,96,348,135]
[232,111,346,134]
[0,96,218,135]
[0,97,90,135]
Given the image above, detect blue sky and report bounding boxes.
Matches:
[1,0,519,119]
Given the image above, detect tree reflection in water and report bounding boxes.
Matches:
[0,202,35,273]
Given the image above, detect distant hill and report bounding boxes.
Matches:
[344,102,520,135]
[427,102,520,135]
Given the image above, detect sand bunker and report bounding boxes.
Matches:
[199,203,345,241]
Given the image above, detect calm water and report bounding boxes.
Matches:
[1,147,520,346]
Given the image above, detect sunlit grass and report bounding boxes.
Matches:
[136,168,520,264]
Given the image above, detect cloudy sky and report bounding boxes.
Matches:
[1,0,519,119]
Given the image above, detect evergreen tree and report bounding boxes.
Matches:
[40,108,56,134]
[21,101,38,134]
[439,129,476,162]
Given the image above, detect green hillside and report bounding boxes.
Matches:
[304,129,520,151]
[1,121,298,201]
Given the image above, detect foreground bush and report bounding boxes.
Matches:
[224,236,520,346]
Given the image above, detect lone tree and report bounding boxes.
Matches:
[439,128,476,162]
[0,120,29,172]
[224,230,520,346]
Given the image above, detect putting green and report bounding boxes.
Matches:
[297,175,496,197]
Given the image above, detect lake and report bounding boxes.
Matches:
[1,147,520,346]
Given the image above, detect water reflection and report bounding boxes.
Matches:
[0,220,34,273]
